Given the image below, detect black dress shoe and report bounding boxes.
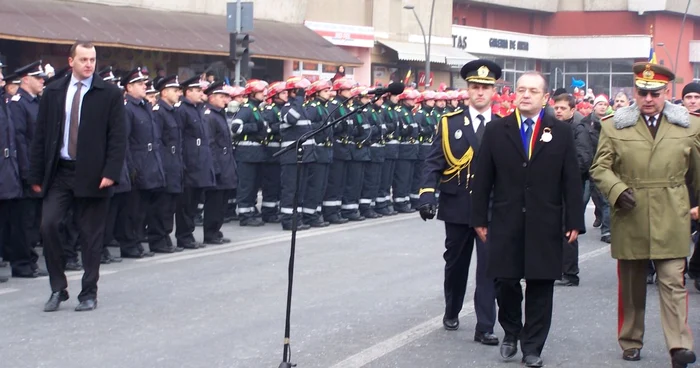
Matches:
[622,348,641,361]
[121,250,144,259]
[141,251,155,257]
[12,268,45,278]
[65,261,83,271]
[326,215,349,225]
[671,348,696,368]
[240,218,265,227]
[263,215,281,224]
[44,290,69,312]
[442,317,459,331]
[500,338,518,359]
[375,208,393,216]
[282,224,311,231]
[308,220,330,228]
[646,274,655,285]
[203,237,231,245]
[522,355,543,367]
[343,212,366,222]
[554,277,579,286]
[75,299,97,312]
[474,331,499,346]
[593,218,602,227]
[151,246,176,253]
[179,242,203,250]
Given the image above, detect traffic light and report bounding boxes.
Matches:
[230,33,254,80]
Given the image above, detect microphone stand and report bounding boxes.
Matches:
[274,95,380,368]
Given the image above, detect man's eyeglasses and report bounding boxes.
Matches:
[637,90,662,98]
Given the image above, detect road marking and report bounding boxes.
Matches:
[0,288,19,296]
[149,215,416,264]
[329,245,610,368]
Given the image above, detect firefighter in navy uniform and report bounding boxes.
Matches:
[175,76,216,249]
[418,59,503,346]
[202,81,237,244]
[393,89,420,213]
[260,85,282,225]
[276,77,316,231]
[322,78,356,224]
[224,86,247,222]
[120,67,167,258]
[375,92,401,216]
[304,79,334,227]
[231,79,269,226]
[341,86,373,221]
[98,66,117,84]
[411,90,438,209]
[359,89,386,219]
[152,75,185,253]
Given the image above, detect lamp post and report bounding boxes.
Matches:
[658,42,677,100]
[404,1,436,88]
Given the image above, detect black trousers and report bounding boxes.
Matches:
[1,199,39,274]
[280,164,309,226]
[203,189,230,240]
[410,160,424,208]
[261,163,281,219]
[376,159,396,210]
[176,187,205,246]
[393,159,414,208]
[341,161,365,216]
[323,160,347,218]
[360,161,382,213]
[146,190,172,250]
[306,163,328,223]
[41,164,110,301]
[104,192,130,248]
[236,162,262,221]
[496,278,555,357]
[562,237,579,282]
[443,222,497,333]
[19,197,42,247]
[61,206,80,261]
[122,189,164,252]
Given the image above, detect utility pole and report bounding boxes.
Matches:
[235,0,242,86]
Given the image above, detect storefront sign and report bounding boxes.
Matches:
[452,35,467,50]
[305,21,374,48]
[489,38,529,51]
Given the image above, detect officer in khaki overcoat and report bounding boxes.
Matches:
[590,62,699,368]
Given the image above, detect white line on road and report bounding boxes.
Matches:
[329,244,610,368]
[0,288,19,295]
[149,214,416,264]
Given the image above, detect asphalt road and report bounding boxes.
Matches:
[0,206,698,368]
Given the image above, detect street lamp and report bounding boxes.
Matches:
[404,1,436,88]
[658,42,677,99]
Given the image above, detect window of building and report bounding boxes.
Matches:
[694,63,700,82]
[542,59,634,96]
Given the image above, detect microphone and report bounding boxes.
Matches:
[367,82,405,96]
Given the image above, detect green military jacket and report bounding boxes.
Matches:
[590,101,700,260]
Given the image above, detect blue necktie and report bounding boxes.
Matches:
[522,118,534,157]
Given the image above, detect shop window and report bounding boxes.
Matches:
[694,64,700,82]
[565,61,587,74]
[612,60,633,73]
[504,59,516,70]
[589,61,611,73]
[588,74,611,96]
[303,62,319,71]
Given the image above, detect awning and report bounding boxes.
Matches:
[0,0,363,66]
[377,40,477,66]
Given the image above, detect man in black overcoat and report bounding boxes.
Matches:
[28,41,126,312]
[471,72,584,367]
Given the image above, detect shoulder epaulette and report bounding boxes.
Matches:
[152,104,160,111]
[441,110,462,119]
[242,103,250,108]
[174,101,182,107]
[204,109,211,115]
[331,100,339,105]
[283,103,291,107]
[601,113,615,121]
[124,99,128,105]
[310,102,317,107]
[10,94,20,102]
[265,105,273,110]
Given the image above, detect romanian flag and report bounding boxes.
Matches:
[649,44,658,64]
[404,69,412,85]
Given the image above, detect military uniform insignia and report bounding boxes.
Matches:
[310,102,317,107]
[152,104,160,111]
[331,100,338,105]
[464,116,470,126]
[455,129,463,139]
[10,94,20,102]
[642,64,654,79]
[174,101,182,107]
[541,127,552,142]
[124,99,128,105]
[477,66,490,78]
[204,109,211,115]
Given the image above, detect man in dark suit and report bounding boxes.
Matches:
[418,59,502,346]
[29,40,126,312]
[471,71,584,367]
